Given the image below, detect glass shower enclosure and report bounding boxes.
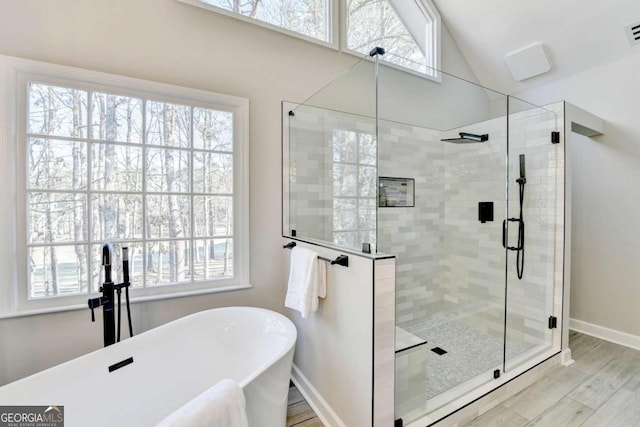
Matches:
[283,50,564,425]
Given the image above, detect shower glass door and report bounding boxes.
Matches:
[376,55,510,423]
[504,97,561,372]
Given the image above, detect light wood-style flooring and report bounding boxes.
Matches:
[287,332,640,426]
[287,383,323,426]
[465,331,640,426]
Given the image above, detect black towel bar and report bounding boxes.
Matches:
[283,242,349,267]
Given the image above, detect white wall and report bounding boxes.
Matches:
[284,241,374,427]
[0,0,480,385]
[516,52,640,337]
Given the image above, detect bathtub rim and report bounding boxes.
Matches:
[0,306,297,392]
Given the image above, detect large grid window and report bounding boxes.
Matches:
[26,82,236,299]
[332,129,377,249]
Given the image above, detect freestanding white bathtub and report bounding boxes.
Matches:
[0,306,297,426]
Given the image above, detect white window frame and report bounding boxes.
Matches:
[176,0,440,81]
[177,0,340,49]
[341,0,442,81]
[0,55,250,318]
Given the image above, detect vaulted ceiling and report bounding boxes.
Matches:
[433,0,640,94]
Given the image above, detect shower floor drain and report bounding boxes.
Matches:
[431,347,447,355]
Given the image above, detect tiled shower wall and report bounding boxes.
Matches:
[442,103,563,353]
[379,104,563,344]
[377,121,445,327]
[440,119,507,330]
[287,105,376,245]
[287,105,334,241]
[287,102,564,348]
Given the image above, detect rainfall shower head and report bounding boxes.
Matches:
[441,132,489,144]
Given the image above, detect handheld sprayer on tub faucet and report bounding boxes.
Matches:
[88,243,134,347]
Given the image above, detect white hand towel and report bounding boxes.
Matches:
[285,246,327,318]
[311,257,326,313]
[155,379,248,427]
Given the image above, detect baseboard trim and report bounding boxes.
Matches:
[570,318,640,351]
[290,364,346,427]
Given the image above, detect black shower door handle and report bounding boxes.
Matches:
[504,218,524,251]
[502,219,507,248]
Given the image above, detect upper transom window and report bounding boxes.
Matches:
[182,0,332,43]
[179,0,441,79]
[346,0,440,78]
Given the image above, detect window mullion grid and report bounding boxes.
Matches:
[192,141,234,280]
[146,236,232,242]
[332,160,361,167]
[87,89,93,295]
[27,225,89,297]
[332,130,378,247]
[25,133,90,144]
[192,148,233,156]
[27,240,91,248]
[26,98,94,297]
[23,81,240,303]
[189,106,195,284]
[356,134,361,246]
[142,99,148,289]
[326,0,333,44]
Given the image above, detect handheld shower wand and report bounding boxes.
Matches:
[115,247,134,342]
[515,155,526,279]
[502,155,526,280]
[122,247,134,339]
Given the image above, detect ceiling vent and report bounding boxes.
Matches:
[626,22,640,46]
[505,43,551,82]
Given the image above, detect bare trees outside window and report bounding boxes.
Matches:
[332,129,377,249]
[26,82,235,299]
[202,0,330,42]
[346,0,430,75]
[186,0,439,77]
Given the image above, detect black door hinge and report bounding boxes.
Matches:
[548,316,558,329]
[494,369,501,379]
[551,131,560,144]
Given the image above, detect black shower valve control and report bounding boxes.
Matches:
[478,201,494,223]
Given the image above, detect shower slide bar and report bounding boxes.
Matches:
[283,241,349,267]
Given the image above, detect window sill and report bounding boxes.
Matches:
[0,282,253,320]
